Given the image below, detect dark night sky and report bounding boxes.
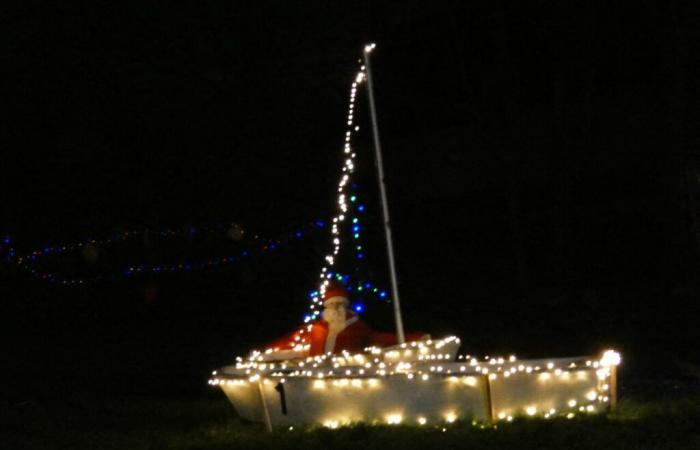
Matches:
[3,1,700,371]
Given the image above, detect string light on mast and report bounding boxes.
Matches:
[308,47,373,321]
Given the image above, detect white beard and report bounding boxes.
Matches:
[322,307,347,353]
[322,308,346,326]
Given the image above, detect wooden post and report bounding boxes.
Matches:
[609,366,618,409]
[257,380,273,432]
[481,375,496,422]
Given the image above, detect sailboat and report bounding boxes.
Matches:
[210,44,621,430]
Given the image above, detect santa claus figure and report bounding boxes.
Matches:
[259,282,427,360]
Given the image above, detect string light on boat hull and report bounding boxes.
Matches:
[212,343,620,427]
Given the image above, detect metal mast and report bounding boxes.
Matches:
[362,43,406,344]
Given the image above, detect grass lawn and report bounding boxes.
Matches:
[3,377,700,450]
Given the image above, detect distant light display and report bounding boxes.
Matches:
[2,221,324,285]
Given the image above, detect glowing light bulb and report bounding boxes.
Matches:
[386,414,402,424]
[600,350,621,367]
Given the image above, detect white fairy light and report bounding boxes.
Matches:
[308,51,369,318]
[600,350,621,367]
[213,346,621,426]
[386,413,403,424]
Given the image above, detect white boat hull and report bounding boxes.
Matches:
[213,353,616,428]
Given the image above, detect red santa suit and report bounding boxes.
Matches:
[265,311,426,356]
[263,283,426,357]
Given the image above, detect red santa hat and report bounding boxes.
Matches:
[323,281,350,306]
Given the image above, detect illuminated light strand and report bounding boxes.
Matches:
[13,220,322,263]
[325,184,382,313]
[309,52,371,322]
[210,346,621,425]
[0,235,16,263]
[305,271,390,318]
[344,184,368,262]
[325,272,389,300]
[15,225,224,262]
[5,221,325,285]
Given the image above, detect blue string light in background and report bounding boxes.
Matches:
[313,270,390,307]
[2,221,326,285]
